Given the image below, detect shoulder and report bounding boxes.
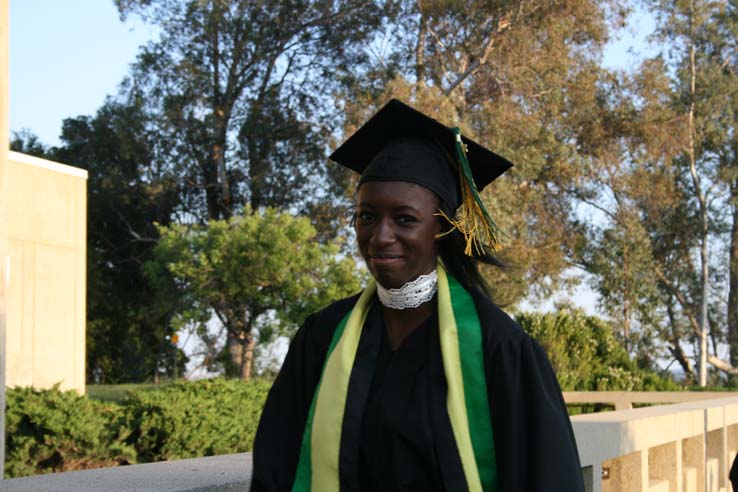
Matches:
[292,292,363,350]
[469,289,529,351]
[306,292,363,330]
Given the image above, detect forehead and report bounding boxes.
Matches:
[356,181,440,209]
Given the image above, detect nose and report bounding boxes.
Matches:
[370,216,396,248]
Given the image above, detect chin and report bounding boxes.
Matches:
[370,269,405,289]
[372,268,429,290]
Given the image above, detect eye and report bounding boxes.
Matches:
[356,211,375,224]
[396,215,419,225]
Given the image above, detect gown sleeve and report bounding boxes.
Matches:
[485,322,584,491]
[250,296,358,492]
[250,313,321,492]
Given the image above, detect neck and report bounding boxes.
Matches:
[381,299,436,350]
[375,268,438,350]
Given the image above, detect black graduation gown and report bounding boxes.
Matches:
[250,290,584,492]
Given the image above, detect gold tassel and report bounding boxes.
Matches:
[435,128,502,255]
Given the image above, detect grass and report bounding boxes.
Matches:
[87,383,169,403]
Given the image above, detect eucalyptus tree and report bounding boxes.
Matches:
[573,0,736,385]
[116,0,387,221]
[644,0,732,385]
[702,1,738,376]
[338,0,614,305]
[111,0,389,375]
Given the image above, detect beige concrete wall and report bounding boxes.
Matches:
[1,0,9,474]
[5,151,87,393]
[573,396,738,492]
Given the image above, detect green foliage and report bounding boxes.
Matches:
[116,0,384,222]
[516,310,679,391]
[53,98,184,383]
[339,0,612,305]
[570,0,738,382]
[149,206,363,378]
[122,378,270,462]
[5,385,136,478]
[10,129,49,157]
[6,379,271,477]
[87,383,169,404]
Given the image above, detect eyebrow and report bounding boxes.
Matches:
[356,202,423,214]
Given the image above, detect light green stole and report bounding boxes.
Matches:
[292,264,498,492]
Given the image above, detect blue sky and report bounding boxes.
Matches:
[9,1,153,146]
[10,2,656,148]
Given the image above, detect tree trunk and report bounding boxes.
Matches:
[228,334,244,374]
[203,160,221,221]
[667,300,696,381]
[247,133,269,210]
[623,252,630,352]
[415,0,426,90]
[685,0,708,386]
[729,179,738,370]
[240,333,256,381]
[212,106,231,219]
[669,340,695,382]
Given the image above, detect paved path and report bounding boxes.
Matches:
[1,452,252,492]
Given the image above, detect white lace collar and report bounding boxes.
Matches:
[376,269,437,310]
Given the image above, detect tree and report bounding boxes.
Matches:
[572,0,735,385]
[149,206,362,379]
[337,0,615,305]
[516,309,678,391]
[116,0,386,223]
[53,98,184,383]
[10,129,50,158]
[702,2,738,378]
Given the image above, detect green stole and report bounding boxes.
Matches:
[291,264,498,492]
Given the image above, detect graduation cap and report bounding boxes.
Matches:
[330,98,514,254]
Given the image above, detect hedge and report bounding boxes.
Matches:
[123,377,271,462]
[6,384,136,478]
[5,378,270,478]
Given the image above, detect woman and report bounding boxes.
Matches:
[250,99,584,492]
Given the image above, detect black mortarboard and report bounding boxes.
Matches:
[330,98,514,254]
[330,99,513,210]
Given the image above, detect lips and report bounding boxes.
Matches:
[368,253,404,265]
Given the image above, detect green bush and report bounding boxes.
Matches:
[123,378,271,462]
[515,310,679,391]
[5,385,136,478]
[5,378,271,478]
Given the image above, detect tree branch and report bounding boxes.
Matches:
[707,355,738,375]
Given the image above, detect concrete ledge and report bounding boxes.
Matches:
[571,396,738,491]
[2,452,252,492]
[564,391,738,411]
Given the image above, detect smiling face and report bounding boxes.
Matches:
[355,181,442,289]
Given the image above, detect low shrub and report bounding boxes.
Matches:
[5,385,136,478]
[123,377,271,462]
[5,378,271,478]
[516,310,679,391]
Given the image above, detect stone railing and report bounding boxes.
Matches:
[4,393,738,492]
[564,391,737,411]
[572,395,738,492]
[2,453,253,492]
